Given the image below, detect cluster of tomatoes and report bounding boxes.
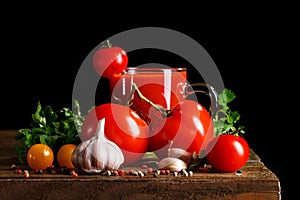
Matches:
[89,41,250,173]
[80,42,215,167]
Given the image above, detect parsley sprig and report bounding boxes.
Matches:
[14,100,85,164]
[213,88,245,136]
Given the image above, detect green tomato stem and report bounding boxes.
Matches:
[100,39,113,48]
[132,82,169,118]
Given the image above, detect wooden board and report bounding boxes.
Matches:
[0,130,281,200]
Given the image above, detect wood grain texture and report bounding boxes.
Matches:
[0,130,281,200]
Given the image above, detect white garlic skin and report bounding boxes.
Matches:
[158,157,187,172]
[168,148,193,163]
[72,118,124,173]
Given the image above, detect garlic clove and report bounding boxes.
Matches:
[168,148,193,163]
[158,157,187,171]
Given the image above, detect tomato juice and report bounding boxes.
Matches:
[109,67,187,110]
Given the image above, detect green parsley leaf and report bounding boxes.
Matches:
[213,89,245,136]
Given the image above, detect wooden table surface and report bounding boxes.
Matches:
[0,130,281,200]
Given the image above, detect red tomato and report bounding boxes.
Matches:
[130,83,181,125]
[206,134,250,172]
[80,103,149,166]
[92,43,128,78]
[129,84,185,153]
[152,100,214,159]
[147,108,181,152]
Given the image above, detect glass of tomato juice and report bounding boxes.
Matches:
[109,66,218,129]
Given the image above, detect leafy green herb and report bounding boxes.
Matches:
[213,88,245,136]
[14,100,85,164]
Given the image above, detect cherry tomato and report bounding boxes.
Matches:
[92,41,128,78]
[152,100,214,159]
[80,103,149,166]
[57,144,77,169]
[27,144,54,170]
[206,134,250,172]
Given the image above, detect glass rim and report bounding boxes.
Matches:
[125,67,187,73]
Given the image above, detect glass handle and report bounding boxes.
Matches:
[182,83,219,118]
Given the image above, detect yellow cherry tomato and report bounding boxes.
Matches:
[27,144,54,170]
[57,144,77,169]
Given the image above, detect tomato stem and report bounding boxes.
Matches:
[132,82,170,118]
[100,39,113,48]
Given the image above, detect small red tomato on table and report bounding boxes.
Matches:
[206,134,250,173]
[92,40,128,78]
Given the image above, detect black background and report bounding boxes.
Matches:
[1,8,296,199]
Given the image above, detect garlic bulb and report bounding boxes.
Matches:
[158,157,187,171]
[71,118,124,173]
